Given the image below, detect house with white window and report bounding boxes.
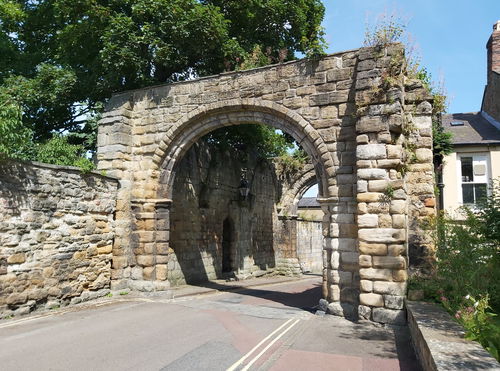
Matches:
[441,21,500,214]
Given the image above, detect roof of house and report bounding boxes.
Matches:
[442,112,500,145]
[297,197,321,208]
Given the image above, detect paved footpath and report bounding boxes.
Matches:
[0,276,421,371]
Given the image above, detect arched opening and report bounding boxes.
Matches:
[158,105,334,287]
[153,104,336,201]
[295,183,323,274]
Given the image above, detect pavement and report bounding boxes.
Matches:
[0,275,422,371]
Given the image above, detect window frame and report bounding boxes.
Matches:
[456,153,490,206]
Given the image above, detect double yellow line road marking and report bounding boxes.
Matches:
[227,318,300,371]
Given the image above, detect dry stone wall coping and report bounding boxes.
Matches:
[18,160,121,182]
[406,301,500,371]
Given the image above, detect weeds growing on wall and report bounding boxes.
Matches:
[364,12,452,165]
[410,180,500,360]
[275,148,309,175]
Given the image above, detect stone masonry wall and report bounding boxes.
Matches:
[97,44,435,324]
[352,47,436,324]
[0,161,118,318]
[168,143,278,285]
[296,220,323,274]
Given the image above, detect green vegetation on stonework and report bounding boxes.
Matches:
[0,0,326,160]
[203,124,309,167]
[35,135,95,172]
[410,180,500,360]
[363,13,453,161]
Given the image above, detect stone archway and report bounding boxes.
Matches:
[277,163,317,216]
[97,44,436,323]
[152,102,332,200]
[148,103,347,297]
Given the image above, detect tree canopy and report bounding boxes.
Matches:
[0,0,326,160]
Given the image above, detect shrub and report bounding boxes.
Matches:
[0,95,33,160]
[412,180,500,360]
[35,135,95,172]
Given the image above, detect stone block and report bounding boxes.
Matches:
[357,180,368,193]
[372,308,406,325]
[358,305,372,320]
[131,266,143,280]
[359,268,392,281]
[390,200,406,214]
[357,192,383,203]
[340,287,360,304]
[356,134,369,144]
[372,256,406,269]
[356,144,386,160]
[338,238,357,252]
[331,251,340,269]
[6,292,27,305]
[339,223,357,238]
[7,253,26,264]
[377,159,401,168]
[384,295,404,309]
[326,68,352,82]
[136,255,154,267]
[360,279,373,292]
[415,148,433,163]
[360,293,384,307]
[378,214,392,228]
[112,256,129,269]
[359,255,372,268]
[327,302,343,316]
[358,228,405,243]
[386,145,403,159]
[358,214,378,228]
[392,215,405,229]
[392,269,408,282]
[357,169,387,180]
[357,202,367,214]
[329,284,340,301]
[368,180,389,192]
[373,281,407,296]
[388,244,406,256]
[97,245,112,254]
[356,116,388,133]
[338,271,353,286]
[358,242,387,256]
[341,252,359,265]
[143,267,155,280]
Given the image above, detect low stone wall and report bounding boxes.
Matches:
[407,301,500,370]
[0,161,118,317]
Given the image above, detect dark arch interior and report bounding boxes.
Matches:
[222,217,234,274]
[167,122,325,285]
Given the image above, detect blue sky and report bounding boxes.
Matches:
[303,0,499,198]
[323,0,499,114]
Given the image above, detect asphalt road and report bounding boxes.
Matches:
[0,277,421,371]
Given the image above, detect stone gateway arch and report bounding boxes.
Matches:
[97,44,436,324]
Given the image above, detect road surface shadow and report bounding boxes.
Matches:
[190,278,322,313]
